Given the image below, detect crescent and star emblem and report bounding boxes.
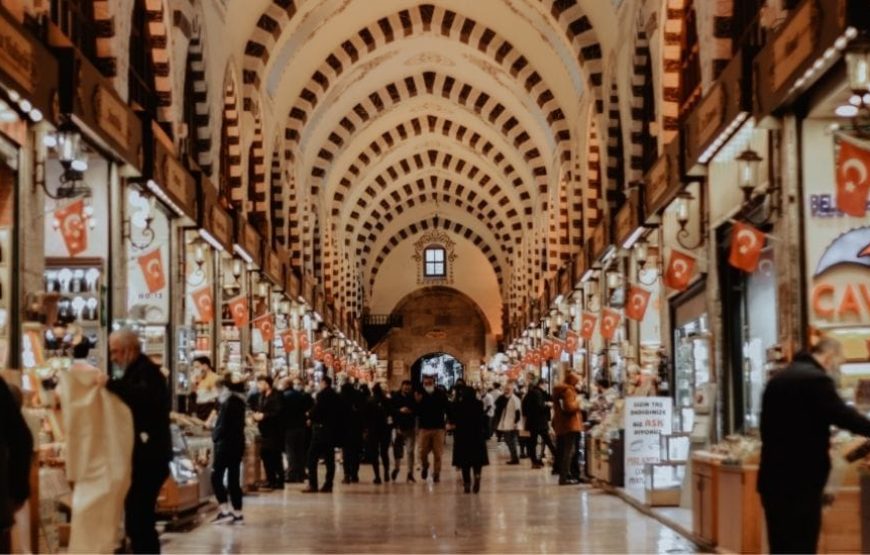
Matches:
[737,229,758,255]
[842,158,869,193]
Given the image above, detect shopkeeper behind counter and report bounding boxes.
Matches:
[193,357,219,421]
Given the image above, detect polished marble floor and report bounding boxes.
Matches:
[163,446,698,554]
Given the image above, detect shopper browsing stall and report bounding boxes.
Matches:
[193,356,220,421]
[211,375,247,524]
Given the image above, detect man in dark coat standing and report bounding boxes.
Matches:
[210,376,247,524]
[522,375,555,469]
[103,329,171,554]
[251,375,285,489]
[282,378,313,483]
[1,379,32,553]
[759,338,870,554]
[303,376,343,493]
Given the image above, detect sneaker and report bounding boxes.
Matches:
[211,512,232,524]
[229,514,244,525]
[421,467,429,480]
[473,476,481,494]
[407,474,416,483]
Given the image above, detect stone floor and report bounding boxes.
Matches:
[163,447,699,554]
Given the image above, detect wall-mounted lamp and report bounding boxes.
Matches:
[43,121,92,199]
[674,192,704,250]
[846,44,870,99]
[737,148,763,202]
[634,239,658,286]
[123,190,156,250]
[192,239,207,270]
[584,279,601,312]
[231,259,243,283]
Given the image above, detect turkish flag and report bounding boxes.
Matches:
[228,295,248,327]
[580,313,597,340]
[281,330,295,353]
[137,248,166,293]
[836,137,870,216]
[191,284,214,323]
[663,250,696,291]
[338,357,347,372]
[531,350,542,366]
[600,309,621,340]
[625,285,652,321]
[728,221,766,273]
[253,313,275,342]
[565,331,579,353]
[55,199,88,256]
[297,332,310,352]
[522,351,532,365]
[313,342,324,361]
[553,339,565,359]
[541,341,554,361]
[324,351,334,367]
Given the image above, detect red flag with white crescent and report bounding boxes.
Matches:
[836,137,870,217]
[281,330,295,353]
[228,295,248,328]
[728,221,766,273]
[297,332,310,352]
[600,309,621,340]
[625,285,652,322]
[137,247,166,293]
[580,313,597,340]
[530,350,542,366]
[663,249,696,291]
[565,331,579,353]
[253,313,275,342]
[313,342,324,361]
[552,339,565,359]
[191,284,214,323]
[541,341,554,361]
[55,199,88,256]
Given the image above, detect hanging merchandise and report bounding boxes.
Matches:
[281,330,295,353]
[600,309,621,340]
[835,135,870,217]
[663,249,696,291]
[54,199,88,256]
[190,283,213,323]
[253,313,274,342]
[228,295,248,328]
[581,313,597,340]
[136,247,166,294]
[728,221,766,273]
[625,285,652,322]
[297,331,310,352]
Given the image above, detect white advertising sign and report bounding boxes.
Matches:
[624,397,672,490]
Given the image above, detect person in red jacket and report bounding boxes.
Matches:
[552,371,583,485]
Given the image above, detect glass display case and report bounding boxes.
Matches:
[660,433,691,462]
[643,461,686,506]
[673,315,710,433]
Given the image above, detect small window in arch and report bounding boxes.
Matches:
[424,246,446,277]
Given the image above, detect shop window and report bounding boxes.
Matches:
[413,231,456,285]
[424,247,446,277]
[128,0,158,114]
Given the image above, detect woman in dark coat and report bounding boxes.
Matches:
[340,383,364,483]
[363,383,392,484]
[450,386,489,493]
[211,376,247,524]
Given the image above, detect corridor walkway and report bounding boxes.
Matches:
[163,451,698,554]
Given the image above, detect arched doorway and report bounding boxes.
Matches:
[410,353,464,389]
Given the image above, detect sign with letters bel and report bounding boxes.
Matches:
[624,397,672,490]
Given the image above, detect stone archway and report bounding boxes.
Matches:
[410,352,465,390]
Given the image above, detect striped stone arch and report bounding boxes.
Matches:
[365,216,506,292]
[242,0,299,111]
[287,171,301,267]
[92,0,117,78]
[661,0,685,142]
[541,0,605,112]
[585,111,603,231]
[247,117,268,233]
[628,24,657,183]
[327,114,545,215]
[290,72,559,184]
[349,187,516,259]
[286,4,570,159]
[605,81,626,210]
[709,1,735,79]
[139,0,174,121]
[301,203,321,278]
[270,146,287,247]
[338,149,528,236]
[182,34,213,175]
[219,74,243,206]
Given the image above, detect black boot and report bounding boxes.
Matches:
[463,481,471,494]
[473,474,481,493]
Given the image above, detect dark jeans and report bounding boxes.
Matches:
[307,433,336,490]
[556,432,580,482]
[366,430,391,480]
[260,445,285,486]
[501,430,519,462]
[460,464,482,484]
[125,463,169,554]
[212,454,242,510]
[284,428,307,481]
[530,429,556,465]
[343,443,361,481]
[762,492,823,554]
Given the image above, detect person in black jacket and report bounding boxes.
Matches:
[251,375,285,489]
[1,379,32,553]
[282,378,314,483]
[450,386,489,494]
[364,383,392,484]
[303,376,343,493]
[522,375,556,469]
[415,375,449,483]
[210,375,247,524]
[391,380,417,482]
[759,338,870,554]
[103,329,171,554]
[339,382,364,484]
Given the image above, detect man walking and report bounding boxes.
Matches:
[759,338,870,553]
[102,329,171,553]
[391,380,417,482]
[303,376,342,493]
[415,375,448,483]
[251,375,285,489]
[552,370,582,485]
[523,375,556,468]
[494,382,522,464]
[282,378,313,483]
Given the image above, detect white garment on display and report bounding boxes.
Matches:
[59,363,134,554]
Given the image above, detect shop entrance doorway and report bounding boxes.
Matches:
[411,352,464,390]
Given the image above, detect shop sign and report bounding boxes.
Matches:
[286,265,300,298]
[614,191,640,247]
[0,14,33,93]
[265,248,284,286]
[771,0,818,92]
[153,129,196,218]
[209,205,233,251]
[240,222,263,267]
[558,265,571,298]
[644,141,681,217]
[624,397,673,490]
[572,247,586,283]
[95,86,129,151]
[588,221,610,263]
[0,8,57,121]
